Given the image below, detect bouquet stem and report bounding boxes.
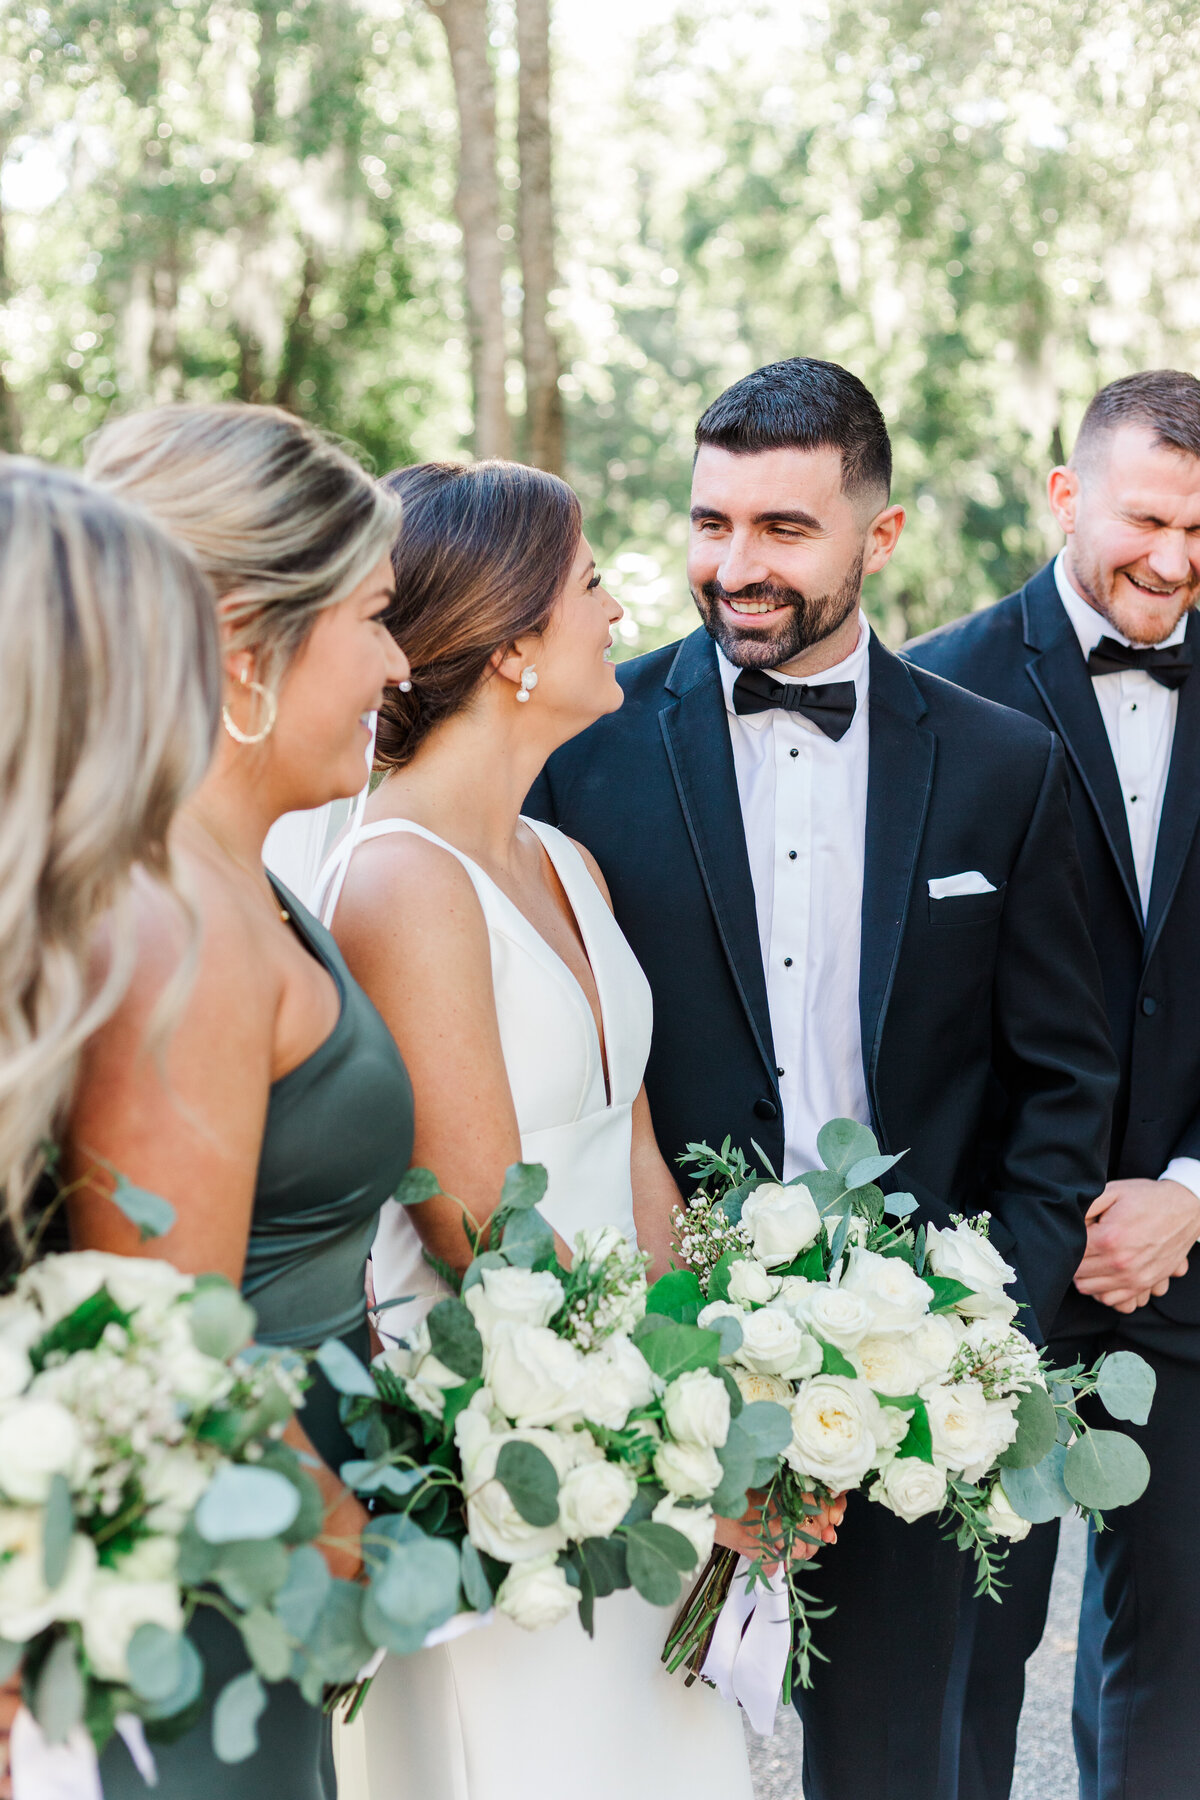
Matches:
[663,1548,740,1684]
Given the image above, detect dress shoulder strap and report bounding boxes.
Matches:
[315,818,499,928]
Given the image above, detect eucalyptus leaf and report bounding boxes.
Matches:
[426,1298,484,1382]
[845,1150,906,1189]
[187,1280,256,1360]
[255,1441,324,1545]
[1000,1442,1074,1523]
[827,1212,851,1266]
[341,1461,428,1503]
[394,1167,442,1207]
[313,1338,377,1399]
[580,1535,629,1597]
[500,1206,556,1269]
[816,1118,879,1177]
[497,1162,549,1215]
[127,1630,205,1724]
[996,1383,1058,1470]
[213,1538,291,1609]
[884,1191,919,1220]
[363,1535,461,1654]
[307,1580,375,1684]
[127,1624,190,1704]
[194,1465,301,1544]
[644,1268,704,1324]
[630,1320,721,1381]
[240,1606,294,1682]
[710,1314,743,1359]
[42,1472,73,1590]
[273,1545,331,1640]
[623,1520,694,1604]
[736,1400,793,1459]
[111,1176,176,1242]
[1063,1429,1151,1512]
[709,1417,757,1517]
[459,1251,509,1295]
[1095,1352,1157,1427]
[494,1440,560,1526]
[459,1538,495,1612]
[212,1670,267,1764]
[33,1636,85,1745]
[795,1169,847,1212]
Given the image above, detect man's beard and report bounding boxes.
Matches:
[693,550,865,670]
[1070,544,1198,646]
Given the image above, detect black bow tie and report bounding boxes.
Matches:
[1086,636,1194,689]
[731,667,857,741]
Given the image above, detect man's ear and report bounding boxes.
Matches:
[864,503,905,576]
[1048,465,1081,535]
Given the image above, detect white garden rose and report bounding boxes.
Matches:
[652,1497,716,1570]
[573,1224,631,1263]
[741,1184,822,1268]
[465,1268,565,1341]
[0,1509,96,1641]
[796,1286,875,1351]
[575,1334,655,1429]
[495,1555,580,1630]
[377,1320,462,1417]
[558,1459,638,1540]
[733,1369,792,1406]
[923,1380,1002,1478]
[727,1259,781,1306]
[654,1439,723,1500]
[773,1277,817,1315]
[957,1319,1043,1391]
[663,1369,731,1449]
[735,1309,821,1380]
[855,1335,926,1397]
[872,1455,948,1522]
[486,1323,584,1428]
[142,1445,216,1534]
[873,1401,913,1454]
[925,1222,1018,1320]
[0,1341,30,1403]
[0,1300,44,1354]
[459,1423,571,1563]
[840,1249,934,1335]
[25,1252,190,1327]
[786,1376,885,1488]
[906,1313,963,1384]
[113,1536,179,1582]
[0,1398,86,1502]
[82,1570,184,1681]
[986,1481,1033,1542]
[154,1313,234,1409]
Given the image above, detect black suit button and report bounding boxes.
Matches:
[1142,995,1158,1016]
[753,1098,779,1121]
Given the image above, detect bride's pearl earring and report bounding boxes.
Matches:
[399,680,413,693]
[516,666,538,704]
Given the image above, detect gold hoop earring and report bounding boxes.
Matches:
[222,669,278,745]
[515,665,538,704]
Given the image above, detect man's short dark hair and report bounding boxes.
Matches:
[695,357,892,504]
[1073,369,1200,471]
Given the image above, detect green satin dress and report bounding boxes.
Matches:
[100,879,414,1800]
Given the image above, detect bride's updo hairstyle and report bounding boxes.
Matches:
[0,461,219,1240]
[86,402,402,694]
[374,459,581,770]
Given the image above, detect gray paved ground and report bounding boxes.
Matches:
[747,1515,1087,1800]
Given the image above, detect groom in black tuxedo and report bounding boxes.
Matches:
[907,369,1200,1800]
[526,357,1116,1800]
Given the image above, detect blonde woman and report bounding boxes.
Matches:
[0,458,220,1800]
[68,405,414,1800]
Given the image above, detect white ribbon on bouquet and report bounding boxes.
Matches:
[11,1705,156,1798]
[699,1556,791,1738]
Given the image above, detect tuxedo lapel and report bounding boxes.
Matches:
[660,632,777,1082]
[1144,611,1200,961]
[860,640,935,1114]
[1022,567,1142,926]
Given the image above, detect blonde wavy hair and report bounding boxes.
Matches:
[0,459,220,1240]
[85,403,403,694]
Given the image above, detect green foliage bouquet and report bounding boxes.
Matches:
[658,1121,1156,1723]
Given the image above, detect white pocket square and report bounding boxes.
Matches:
[928,871,997,899]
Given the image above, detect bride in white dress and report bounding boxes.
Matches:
[318,459,766,1800]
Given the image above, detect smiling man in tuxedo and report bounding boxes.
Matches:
[908,369,1200,1800]
[526,357,1116,1800]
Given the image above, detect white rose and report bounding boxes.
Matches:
[575,1335,655,1430]
[785,1376,884,1489]
[773,1277,817,1316]
[958,1319,1043,1391]
[0,1300,44,1355]
[113,1537,179,1582]
[733,1369,792,1406]
[495,1555,580,1630]
[652,1497,716,1570]
[872,1456,948,1523]
[82,1571,184,1681]
[465,1268,565,1341]
[0,1399,86,1502]
[925,1223,1018,1319]
[986,1481,1033,1542]
[735,1309,821,1380]
[797,1286,875,1351]
[741,1184,822,1268]
[558,1460,638,1540]
[923,1380,1000,1478]
[573,1224,632,1264]
[459,1423,571,1564]
[727,1259,780,1306]
[26,1253,190,1326]
[0,1342,30,1403]
[855,1335,926,1397]
[840,1249,934,1335]
[906,1314,963,1384]
[654,1439,723,1500]
[486,1323,583,1428]
[874,1401,913,1453]
[154,1313,234,1408]
[0,1510,96,1642]
[663,1370,731,1449]
[143,1446,216,1534]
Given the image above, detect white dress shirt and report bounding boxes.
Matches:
[1054,552,1200,1207]
[717,614,871,1180]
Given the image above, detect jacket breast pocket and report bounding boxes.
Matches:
[927,882,1007,927]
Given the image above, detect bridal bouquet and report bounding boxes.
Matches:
[321,1162,779,1708]
[658,1120,1156,1721]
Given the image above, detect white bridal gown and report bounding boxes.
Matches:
[322,816,753,1800]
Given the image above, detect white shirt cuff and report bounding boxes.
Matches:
[1162,1157,1200,1219]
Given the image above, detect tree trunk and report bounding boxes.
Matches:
[0,146,21,452]
[426,0,512,460]
[515,0,562,473]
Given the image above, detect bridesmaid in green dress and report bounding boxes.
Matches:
[67,403,413,1799]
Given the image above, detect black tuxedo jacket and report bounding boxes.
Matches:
[907,562,1200,1350]
[527,627,1116,1339]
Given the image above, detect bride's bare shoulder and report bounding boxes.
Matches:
[332,827,490,965]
